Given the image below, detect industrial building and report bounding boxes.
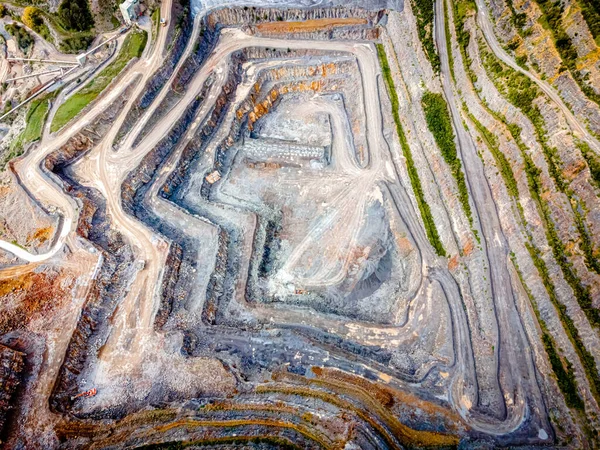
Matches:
[119,0,141,25]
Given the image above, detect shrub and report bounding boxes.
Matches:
[577,141,600,191]
[421,91,473,226]
[22,7,52,42]
[535,0,600,106]
[5,23,33,53]
[59,35,93,53]
[578,0,600,41]
[411,0,441,72]
[377,44,446,256]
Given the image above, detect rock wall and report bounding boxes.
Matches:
[0,344,25,438]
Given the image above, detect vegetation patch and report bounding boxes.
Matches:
[1,94,54,170]
[453,10,594,413]
[411,0,441,72]
[59,35,94,53]
[151,7,161,43]
[57,0,94,32]
[534,0,600,106]
[377,44,446,256]
[442,0,455,82]
[5,23,33,53]
[421,91,473,227]
[20,96,50,144]
[482,42,600,279]
[22,7,52,42]
[510,252,584,411]
[467,111,520,201]
[507,121,600,408]
[51,30,148,132]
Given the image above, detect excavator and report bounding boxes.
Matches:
[71,388,97,401]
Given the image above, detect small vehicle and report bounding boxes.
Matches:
[160,18,167,27]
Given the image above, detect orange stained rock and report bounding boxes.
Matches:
[0,268,74,333]
[256,17,368,34]
[541,190,553,202]
[268,368,462,448]
[0,184,10,198]
[28,226,54,244]
[394,235,413,254]
[448,254,459,271]
[462,238,474,257]
[562,159,586,181]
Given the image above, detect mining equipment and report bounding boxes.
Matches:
[71,388,97,400]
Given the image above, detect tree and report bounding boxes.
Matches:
[58,0,94,32]
[22,7,52,42]
[22,7,43,30]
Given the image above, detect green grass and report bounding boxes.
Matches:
[377,44,446,256]
[1,94,53,170]
[421,91,474,227]
[21,96,50,143]
[411,0,441,72]
[51,30,148,132]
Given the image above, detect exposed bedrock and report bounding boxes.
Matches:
[121,77,216,329]
[54,364,467,450]
[118,4,383,149]
[205,6,383,30]
[7,0,581,445]
[112,41,441,399]
[0,343,25,439]
[113,6,195,148]
[47,171,135,414]
[142,69,440,393]
[44,87,143,413]
[165,67,380,325]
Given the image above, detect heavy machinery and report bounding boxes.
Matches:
[71,388,97,400]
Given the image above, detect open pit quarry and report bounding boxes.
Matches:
[1,0,600,447]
